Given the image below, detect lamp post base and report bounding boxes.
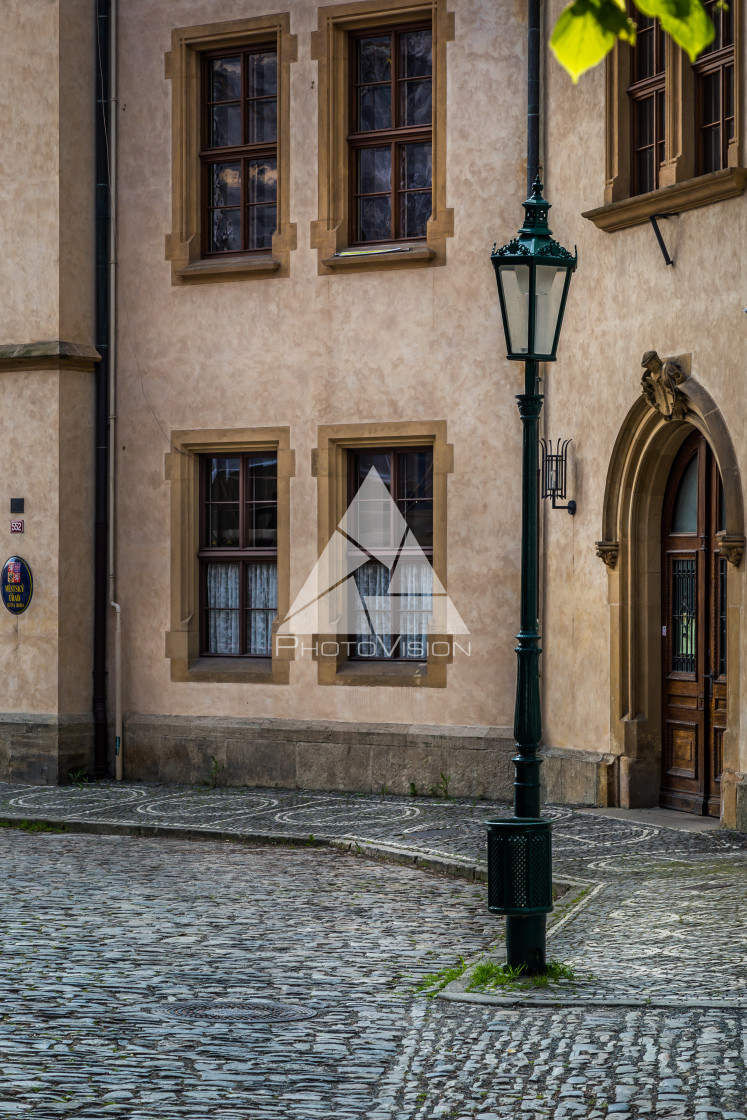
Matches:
[506,914,547,974]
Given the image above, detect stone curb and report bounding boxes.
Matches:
[438,992,747,1010]
[0,814,495,884]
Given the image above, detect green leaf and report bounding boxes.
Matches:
[550,0,637,82]
[633,0,715,60]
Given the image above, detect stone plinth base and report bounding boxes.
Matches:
[0,714,94,784]
[122,715,516,799]
[540,746,618,807]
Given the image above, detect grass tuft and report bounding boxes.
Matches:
[466,959,579,992]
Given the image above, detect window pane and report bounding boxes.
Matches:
[358,85,392,131]
[400,30,432,78]
[248,98,277,143]
[246,562,277,655]
[399,500,433,547]
[399,142,432,190]
[399,451,433,500]
[247,454,277,502]
[247,50,277,98]
[206,563,240,654]
[701,70,720,126]
[211,104,241,148]
[248,159,277,204]
[210,208,241,252]
[700,125,721,174]
[353,560,392,658]
[358,35,391,83]
[355,452,391,491]
[358,195,392,241]
[247,204,276,250]
[672,455,698,533]
[635,20,655,81]
[210,504,240,547]
[726,65,735,135]
[248,503,278,547]
[209,57,241,102]
[359,147,391,194]
[400,192,431,238]
[209,458,240,502]
[395,558,432,660]
[211,163,241,207]
[401,79,432,127]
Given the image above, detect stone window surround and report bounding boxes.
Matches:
[164,14,298,284]
[311,420,454,687]
[165,427,294,684]
[584,17,745,233]
[310,0,454,274]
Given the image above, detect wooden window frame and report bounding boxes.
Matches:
[310,0,454,274]
[348,24,433,246]
[165,15,297,284]
[627,16,666,195]
[693,1,736,176]
[345,446,434,662]
[198,452,279,658]
[165,428,294,684]
[201,45,279,258]
[584,2,745,232]
[312,421,453,688]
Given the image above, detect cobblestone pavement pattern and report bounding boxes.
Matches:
[1,830,747,1120]
[1,784,747,1117]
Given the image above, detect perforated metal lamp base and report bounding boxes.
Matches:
[486,817,553,975]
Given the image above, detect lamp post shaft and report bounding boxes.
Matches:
[505,356,547,972]
[513,358,543,818]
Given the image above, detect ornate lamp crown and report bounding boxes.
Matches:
[491,177,578,268]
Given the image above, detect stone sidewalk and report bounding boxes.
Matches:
[1,781,747,1008]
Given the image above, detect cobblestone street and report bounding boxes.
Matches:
[0,784,746,1117]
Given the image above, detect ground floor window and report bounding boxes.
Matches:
[199,453,278,656]
[347,447,433,661]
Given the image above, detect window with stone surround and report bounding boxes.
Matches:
[312,421,453,687]
[310,0,453,273]
[165,15,297,283]
[165,428,293,684]
[585,3,745,232]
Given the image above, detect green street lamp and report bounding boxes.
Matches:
[486,178,577,974]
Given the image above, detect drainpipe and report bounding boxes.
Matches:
[107,0,122,779]
[94,0,119,777]
[527,0,541,194]
[93,0,111,776]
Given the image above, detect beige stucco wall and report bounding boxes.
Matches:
[115,0,531,731]
[0,0,96,731]
[542,0,747,794]
[0,0,95,345]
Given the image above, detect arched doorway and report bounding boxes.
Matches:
[597,360,744,824]
[661,432,726,816]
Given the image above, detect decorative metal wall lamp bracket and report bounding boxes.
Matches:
[540,438,576,514]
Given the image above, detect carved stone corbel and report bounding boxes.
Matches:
[640,350,689,421]
[716,533,745,567]
[595,540,619,569]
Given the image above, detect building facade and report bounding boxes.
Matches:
[2,0,746,827]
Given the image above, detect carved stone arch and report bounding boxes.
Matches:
[596,365,745,824]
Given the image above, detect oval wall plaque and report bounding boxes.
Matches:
[2,556,33,615]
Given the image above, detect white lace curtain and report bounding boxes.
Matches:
[353,558,432,659]
[207,562,277,655]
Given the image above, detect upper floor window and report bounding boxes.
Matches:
[202,47,278,255]
[695,0,735,174]
[199,453,278,656]
[349,26,433,244]
[628,14,666,194]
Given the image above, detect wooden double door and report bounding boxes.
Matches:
[661,433,727,816]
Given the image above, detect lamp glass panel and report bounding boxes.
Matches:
[533,265,566,356]
[499,264,530,354]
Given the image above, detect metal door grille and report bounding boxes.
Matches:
[672,557,696,673]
